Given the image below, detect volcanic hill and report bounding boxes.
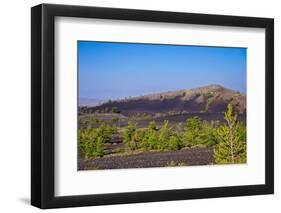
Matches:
[80,85,246,116]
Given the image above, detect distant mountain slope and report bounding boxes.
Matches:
[79,98,107,107]
[81,85,246,115]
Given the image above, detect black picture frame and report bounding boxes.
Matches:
[31,3,274,209]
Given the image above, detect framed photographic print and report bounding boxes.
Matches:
[31,3,274,209]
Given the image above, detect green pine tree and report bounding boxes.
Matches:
[158,120,171,150]
[78,123,116,158]
[182,116,202,147]
[214,103,246,164]
[123,121,137,150]
[141,120,158,150]
[95,136,105,157]
[168,135,182,151]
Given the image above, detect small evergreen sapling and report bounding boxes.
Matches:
[123,121,138,150]
[214,103,246,164]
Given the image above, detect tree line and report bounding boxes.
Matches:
[79,103,246,164]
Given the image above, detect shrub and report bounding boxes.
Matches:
[79,123,116,158]
[168,135,182,151]
[181,117,219,148]
[139,120,182,151]
[111,106,120,113]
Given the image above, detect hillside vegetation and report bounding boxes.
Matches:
[78,85,247,170]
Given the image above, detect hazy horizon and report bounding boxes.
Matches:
[78,41,246,100]
[79,84,246,104]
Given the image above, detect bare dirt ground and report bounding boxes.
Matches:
[78,147,214,170]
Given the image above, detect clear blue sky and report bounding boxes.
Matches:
[78,41,246,100]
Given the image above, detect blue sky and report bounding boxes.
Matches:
[78,41,246,100]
